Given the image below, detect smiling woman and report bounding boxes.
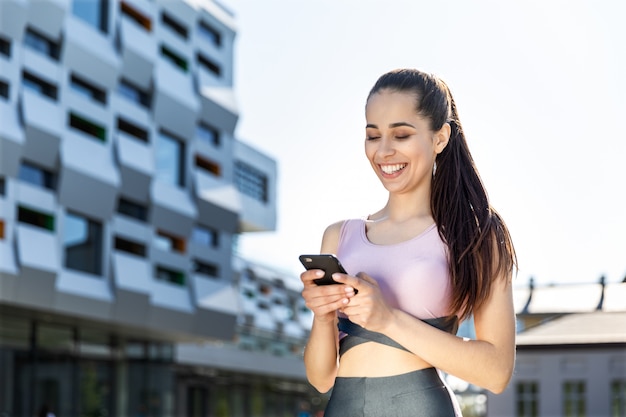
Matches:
[300,69,517,417]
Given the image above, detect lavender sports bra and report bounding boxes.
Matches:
[337,218,455,320]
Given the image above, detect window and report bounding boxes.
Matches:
[18,206,55,231]
[117,198,148,221]
[120,1,151,31]
[154,229,185,253]
[0,219,5,240]
[197,53,221,76]
[64,211,103,276]
[23,27,60,60]
[191,225,218,248]
[0,177,5,195]
[117,78,150,108]
[156,130,185,187]
[72,0,109,33]
[70,73,107,104]
[0,35,10,57]
[235,160,268,203]
[196,123,220,146]
[114,236,146,257]
[22,71,58,100]
[193,259,219,278]
[18,161,56,190]
[612,380,626,417]
[69,112,107,142]
[160,45,188,72]
[117,117,149,142]
[195,155,220,176]
[516,381,539,417]
[198,21,221,47]
[161,12,188,39]
[563,381,586,417]
[0,79,7,100]
[155,265,185,286]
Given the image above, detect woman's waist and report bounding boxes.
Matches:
[337,342,433,378]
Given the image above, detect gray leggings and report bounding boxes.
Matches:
[324,368,457,417]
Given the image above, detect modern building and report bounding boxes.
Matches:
[488,279,626,417]
[0,0,318,416]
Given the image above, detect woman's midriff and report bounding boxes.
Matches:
[336,341,433,377]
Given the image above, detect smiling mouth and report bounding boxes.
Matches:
[380,163,407,175]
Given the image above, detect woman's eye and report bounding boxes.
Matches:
[395,134,410,140]
[366,136,381,141]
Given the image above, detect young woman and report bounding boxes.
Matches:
[300,69,517,416]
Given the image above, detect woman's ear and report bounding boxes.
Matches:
[434,123,451,154]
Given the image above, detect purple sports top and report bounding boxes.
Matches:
[336,218,456,320]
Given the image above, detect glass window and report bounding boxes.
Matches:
[198,21,221,47]
[154,230,185,253]
[612,380,626,417]
[156,130,185,187]
[117,78,150,108]
[0,219,4,240]
[516,381,539,417]
[114,236,146,257]
[0,35,10,57]
[64,211,103,276]
[23,27,60,59]
[155,265,185,286]
[191,225,218,247]
[22,71,58,100]
[235,160,268,203]
[195,155,220,176]
[563,381,586,417]
[70,74,107,104]
[117,117,149,142]
[161,12,188,39]
[197,53,221,77]
[117,198,148,221]
[193,259,219,278]
[18,206,55,231]
[160,45,188,72]
[69,112,107,142]
[0,79,8,100]
[196,123,220,146]
[120,1,151,31]
[72,0,109,33]
[0,176,5,195]
[18,161,56,190]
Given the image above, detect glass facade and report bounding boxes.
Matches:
[72,0,109,33]
[64,212,103,276]
[156,131,185,187]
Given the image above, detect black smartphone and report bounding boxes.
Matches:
[299,254,347,286]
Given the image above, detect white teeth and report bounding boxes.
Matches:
[380,164,407,174]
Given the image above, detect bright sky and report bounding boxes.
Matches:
[226,0,626,287]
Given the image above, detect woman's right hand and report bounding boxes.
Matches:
[301,269,355,323]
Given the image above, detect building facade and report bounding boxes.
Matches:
[0,0,318,416]
[489,280,626,417]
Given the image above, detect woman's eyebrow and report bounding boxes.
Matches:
[365,122,416,129]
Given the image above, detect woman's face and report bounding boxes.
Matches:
[364,89,449,195]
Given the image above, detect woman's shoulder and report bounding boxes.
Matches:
[321,218,364,253]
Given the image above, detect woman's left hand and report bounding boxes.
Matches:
[331,272,395,332]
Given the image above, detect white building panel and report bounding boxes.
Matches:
[112,251,152,294]
[16,223,59,273]
[0,0,28,40]
[58,131,120,219]
[63,15,120,89]
[153,61,199,139]
[26,0,68,39]
[150,180,196,235]
[118,18,156,90]
[0,101,24,177]
[151,279,194,313]
[56,269,114,302]
[115,133,154,201]
[21,89,62,169]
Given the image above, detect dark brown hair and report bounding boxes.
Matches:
[367,69,517,320]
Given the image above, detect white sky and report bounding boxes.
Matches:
[226,0,626,287]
